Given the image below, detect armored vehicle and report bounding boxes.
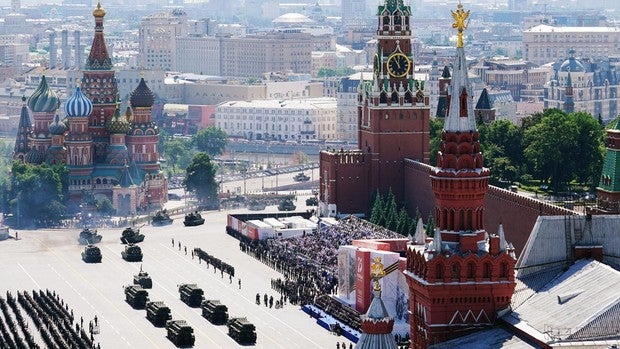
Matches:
[152,210,173,226]
[81,245,102,263]
[122,244,143,262]
[201,299,229,325]
[166,320,195,347]
[305,196,318,206]
[133,268,152,288]
[183,211,205,226]
[78,228,102,245]
[124,285,149,309]
[247,199,266,211]
[120,225,145,244]
[227,317,257,344]
[146,301,172,327]
[178,284,204,307]
[293,172,310,182]
[278,198,296,211]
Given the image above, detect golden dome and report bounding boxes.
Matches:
[92,1,106,18]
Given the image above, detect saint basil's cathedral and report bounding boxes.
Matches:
[13,2,167,215]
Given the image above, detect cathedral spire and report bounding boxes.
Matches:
[86,1,111,70]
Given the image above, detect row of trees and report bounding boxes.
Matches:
[368,189,434,238]
[430,109,606,191]
[160,126,228,175]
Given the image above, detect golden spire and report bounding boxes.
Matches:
[370,257,385,292]
[93,1,106,18]
[451,2,470,48]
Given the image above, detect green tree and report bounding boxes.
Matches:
[10,161,67,227]
[184,152,219,209]
[163,138,191,173]
[396,207,410,236]
[573,112,604,188]
[369,189,384,225]
[384,189,398,231]
[428,118,444,166]
[425,213,435,238]
[96,197,115,216]
[192,126,228,156]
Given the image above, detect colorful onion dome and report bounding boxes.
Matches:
[64,86,93,117]
[129,77,154,108]
[48,114,68,135]
[26,148,44,164]
[27,75,60,113]
[106,102,129,134]
[92,1,106,18]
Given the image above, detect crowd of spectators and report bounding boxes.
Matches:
[230,215,404,332]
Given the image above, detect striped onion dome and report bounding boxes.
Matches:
[27,75,60,113]
[48,114,68,135]
[26,148,44,164]
[64,86,93,117]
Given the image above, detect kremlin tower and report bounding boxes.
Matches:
[13,1,167,214]
[404,4,516,348]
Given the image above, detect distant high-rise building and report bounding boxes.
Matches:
[47,30,57,69]
[61,29,69,69]
[74,30,83,69]
[139,9,188,71]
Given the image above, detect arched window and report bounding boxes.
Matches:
[435,263,444,280]
[483,262,491,279]
[467,262,476,279]
[500,262,508,278]
[451,263,460,280]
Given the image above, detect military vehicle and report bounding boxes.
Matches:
[201,299,229,325]
[247,199,266,211]
[133,267,152,288]
[293,172,310,182]
[305,196,318,206]
[166,320,195,347]
[122,244,143,262]
[146,301,172,327]
[78,228,102,245]
[227,317,257,344]
[120,224,145,244]
[124,285,149,309]
[81,245,102,263]
[278,198,296,211]
[152,210,173,226]
[183,211,205,226]
[178,284,204,307]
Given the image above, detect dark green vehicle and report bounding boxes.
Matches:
[125,285,149,309]
[81,245,102,263]
[201,299,229,325]
[146,301,172,327]
[183,211,205,226]
[166,320,195,347]
[227,317,257,344]
[78,228,102,245]
[122,244,143,262]
[120,225,145,244]
[133,268,152,288]
[178,284,204,307]
[278,198,296,211]
[152,210,173,226]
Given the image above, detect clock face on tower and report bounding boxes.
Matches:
[387,53,410,78]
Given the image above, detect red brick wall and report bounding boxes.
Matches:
[404,160,576,255]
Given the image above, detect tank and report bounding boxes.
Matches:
[124,285,149,309]
[81,245,102,263]
[278,198,296,211]
[305,196,318,206]
[78,228,102,245]
[201,299,229,325]
[152,210,173,226]
[133,268,152,289]
[146,301,172,327]
[120,225,145,244]
[166,320,195,347]
[178,284,204,307]
[122,244,143,262]
[183,211,205,226]
[227,317,257,344]
[293,172,310,182]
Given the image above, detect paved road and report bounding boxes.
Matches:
[0,205,347,348]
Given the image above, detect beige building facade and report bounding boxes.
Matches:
[523,25,620,65]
